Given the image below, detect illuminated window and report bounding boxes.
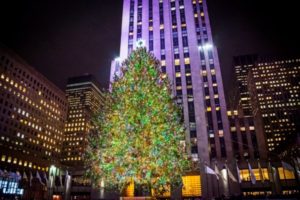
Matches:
[176,72,181,77]
[240,168,269,181]
[184,58,190,64]
[278,167,295,180]
[182,175,201,197]
[1,155,6,162]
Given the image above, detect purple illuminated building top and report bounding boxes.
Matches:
[110,0,235,197]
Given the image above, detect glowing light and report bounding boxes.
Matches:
[198,43,213,51]
[114,57,121,62]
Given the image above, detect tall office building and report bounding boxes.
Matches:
[110,0,234,198]
[248,57,300,154]
[230,55,268,160]
[0,47,67,175]
[233,55,258,116]
[230,55,299,195]
[62,74,104,166]
[233,55,300,154]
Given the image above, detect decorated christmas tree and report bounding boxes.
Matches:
[85,47,191,196]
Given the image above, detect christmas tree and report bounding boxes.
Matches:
[85,47,191,196]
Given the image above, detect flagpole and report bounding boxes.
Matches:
[257,159,266,197]
[217,177,220,198]
[215,161,220,198]
[294,158,300,181]
[247,160,250,184]
[291,159,300,189]
[226,160,231,197]
[204,161,210,199]
[281,160,288,187]
[235,159,242,195]
[268,160,275,193]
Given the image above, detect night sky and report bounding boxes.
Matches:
[1,0,299,93]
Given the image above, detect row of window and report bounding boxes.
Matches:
[0,54,66,106]
[1,154,48,171]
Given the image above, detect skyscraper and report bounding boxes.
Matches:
[233,55,258,116]
[233,55,300,155]
[62,74,104,166]
[110,0,234,197]
[247,57,300,154]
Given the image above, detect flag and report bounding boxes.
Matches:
[282,161,294,172]
[23,171,28,180]
[214,164,221,180]
[258,160,264,182]
[43,172,49,187]
[29,171,33,187]
[248,162,256,184]
[220,168,228,181]
[59,172,63,187]
[292,159,300,178]
[227,165,238,182]
[236,164,242,183]
[205,165,217,176]
[36,171,44,185]
[16,171,21,181]
[268,162,277,183]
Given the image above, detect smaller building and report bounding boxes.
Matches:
[62,74,104,167]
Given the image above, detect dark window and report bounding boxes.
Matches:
[175,65,181,72]
[186,76,192,85]
[191,146,198,154]
[190,130,197,138]
[182,36,188,47]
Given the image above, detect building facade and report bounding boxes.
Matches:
[62,75,104,166]
[230,55,300,196]
[248,57,300,154]
[110,0,235,198]
[233,55,258,117]
[0,47,68,198]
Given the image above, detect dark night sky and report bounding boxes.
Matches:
[1,0,300,93]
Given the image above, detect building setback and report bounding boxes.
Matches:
[0,46,67,181]
[110,0,235,198]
